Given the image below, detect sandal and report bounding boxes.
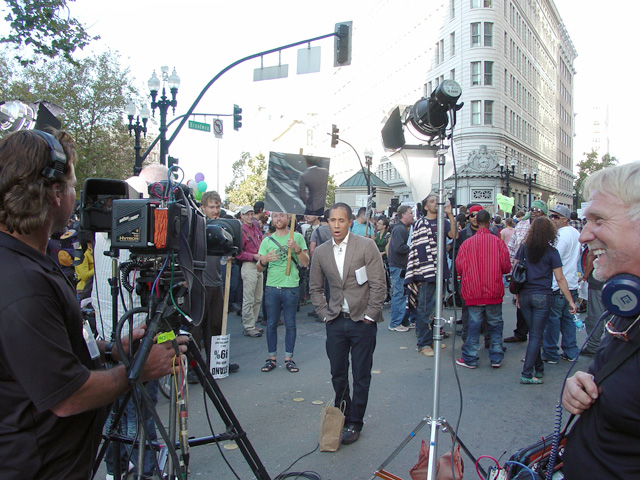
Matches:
[261,359,276,372]
[520,376,543,384]
[285,359,299,373]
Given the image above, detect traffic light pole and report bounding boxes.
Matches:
[140,28,349,164]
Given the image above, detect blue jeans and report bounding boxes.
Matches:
[104,380,159,476]
[542,290,579,361]
[461,304,505,365]
[264,286,299,358]
[519,293,551,378]
[416,282,437,349]
[389,266,409,327]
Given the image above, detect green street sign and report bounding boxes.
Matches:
[188,120,211,132]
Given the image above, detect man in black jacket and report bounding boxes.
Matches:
[387,205,414,331]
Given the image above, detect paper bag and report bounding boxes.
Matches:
[319,402,345,452]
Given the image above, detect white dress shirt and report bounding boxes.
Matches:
[332,232,350,313]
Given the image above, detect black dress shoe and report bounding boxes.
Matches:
[504,336,526,343]
[229,363,240,373]
[341,425,360,445]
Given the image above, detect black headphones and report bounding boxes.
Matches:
[31,129,68,180]
[602,273,640,317]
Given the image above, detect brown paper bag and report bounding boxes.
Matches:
[319,401,345,452]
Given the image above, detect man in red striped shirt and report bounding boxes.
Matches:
[454,210,512,369]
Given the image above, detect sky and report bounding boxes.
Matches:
[4,0,638,193]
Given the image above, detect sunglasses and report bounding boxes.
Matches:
[549,214,561,220]
[531,208,544,214]
[605,315,640,342]
[468,213,478,218]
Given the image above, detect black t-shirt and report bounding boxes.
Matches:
[0,232,106,479]
[516,245,562,295]
[564,316,640,479]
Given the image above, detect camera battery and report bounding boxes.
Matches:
[112,199,157,249]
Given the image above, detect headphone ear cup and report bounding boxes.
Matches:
[601,274,640,317]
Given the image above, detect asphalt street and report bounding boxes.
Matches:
[102,291,594,480]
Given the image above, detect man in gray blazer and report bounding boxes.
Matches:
[309,202,386,445]
[299,157,329,216]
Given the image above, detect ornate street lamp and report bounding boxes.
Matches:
[148,66,180,166]
[126,102,150,176]
[523,167,538,210]
[364,147,373,196]
[498,152,517,197]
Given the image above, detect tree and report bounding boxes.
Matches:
[325,174,337,209]
[574,150,618,206]
[1,0,98,65]
[1,48,145,188]
[225,152,267,208]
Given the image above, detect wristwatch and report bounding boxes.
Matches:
[104,342,115,363]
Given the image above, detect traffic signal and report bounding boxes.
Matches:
[233,104,242,131]
[334,22,353,67]
[168,156,179,169]
[371,187,377,197]
[331,124,339,148]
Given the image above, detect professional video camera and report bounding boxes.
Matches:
[79,174,243,327]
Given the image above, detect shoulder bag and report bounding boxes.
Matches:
[509,246,527,294]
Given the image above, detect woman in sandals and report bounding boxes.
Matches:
[515,217,577,384]
[256,212,309,373]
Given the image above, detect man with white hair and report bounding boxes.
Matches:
[562,162,640,478]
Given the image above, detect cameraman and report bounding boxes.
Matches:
[0,129,187,479]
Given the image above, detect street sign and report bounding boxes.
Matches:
[188,120,211,132]
[213,119,223,139]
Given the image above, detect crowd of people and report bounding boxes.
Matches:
[1,127,638,478]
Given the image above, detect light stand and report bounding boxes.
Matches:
[148,66,180,166]
[126,102,150,176]
[523,167,537,209]
[375,80,486,480]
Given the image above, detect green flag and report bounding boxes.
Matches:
[497,193,514,214]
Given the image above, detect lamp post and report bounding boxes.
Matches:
[498,153,516,197]
[126,102,150,176]
[364,147,373,196]
[148,66,180,166]
[523,167,537,210]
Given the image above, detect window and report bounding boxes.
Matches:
[451,0,455,18]
[471,61,481,85]
[484,100,493,125]
[450,69,456,80]
[450,32,456,56]
[484,22,493,46]
[435,41,440,65]
[471,101,481,125]
[471,23,481,47]
[471,0,492,6]
[439,39,445,63]
[484,61,493,85]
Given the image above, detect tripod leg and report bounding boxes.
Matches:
[187,338,271,480]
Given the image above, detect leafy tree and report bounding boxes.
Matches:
[325,174,337,209]
[1,48,145,188]
[574,150,618,206]
[225,152,267,207]
[1,0,98,65]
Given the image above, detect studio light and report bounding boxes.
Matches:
[0,100,64,133]
[381,79,463,150]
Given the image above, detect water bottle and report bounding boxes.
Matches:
[573,314,585,331]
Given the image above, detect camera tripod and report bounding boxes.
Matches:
[94,285,271,480]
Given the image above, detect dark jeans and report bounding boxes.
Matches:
[543,290,579,361]
[264,286,299,358]
[192,285,224,366]
[584,285,608,353]
[512,307,529,340]
[462,304,505,365]
[519,293,551,378]
[326,314,377,430]
[416,281,437,349]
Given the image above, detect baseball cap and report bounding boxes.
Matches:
[530,200,548,216]
[240,205,253,215]
[550,205,571,219]
[468,205,483,214]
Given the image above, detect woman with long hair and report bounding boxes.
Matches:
[516,217,577,384]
